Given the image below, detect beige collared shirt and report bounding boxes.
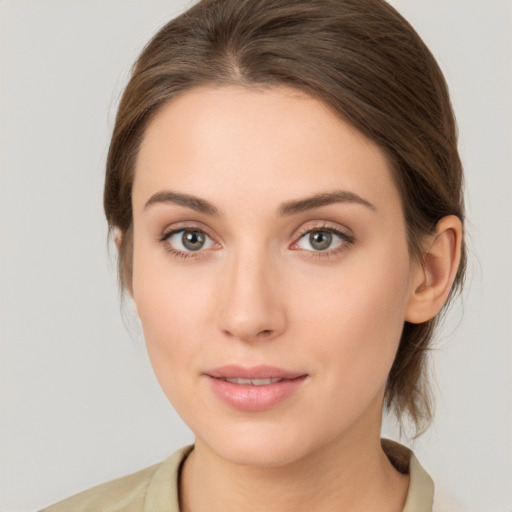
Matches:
[41,440,434,512]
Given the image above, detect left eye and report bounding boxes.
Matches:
[166,230,215,252]
[295,229,346,252]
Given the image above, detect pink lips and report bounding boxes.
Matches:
[205,365,308,412]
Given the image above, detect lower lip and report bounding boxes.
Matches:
[207,376,307,412]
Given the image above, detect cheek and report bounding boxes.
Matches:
[131,243,212,392]
[131,244,251,423]
[135,277,210,354]
[134,281,210,419]
[291,246,411,386]
[132,231,211,333]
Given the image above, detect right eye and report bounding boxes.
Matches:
[163,229,215,255]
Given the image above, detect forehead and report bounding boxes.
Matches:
[133,85,400,215]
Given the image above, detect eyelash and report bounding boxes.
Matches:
[292,225,354,259]
[159,224,354,260]
[159,225,216,259]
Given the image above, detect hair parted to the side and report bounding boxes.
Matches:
[104,0,466,435]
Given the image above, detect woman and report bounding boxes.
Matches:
[43,0,464,510]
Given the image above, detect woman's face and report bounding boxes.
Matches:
[131,86,419,466]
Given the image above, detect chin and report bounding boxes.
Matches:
[213,439,305,468]
[195,418,329,468]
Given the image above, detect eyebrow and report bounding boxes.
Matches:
[278,190,376,216]
[144,189,376,216]
[144,191,220,216]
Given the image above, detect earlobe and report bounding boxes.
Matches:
[113,227,135,299]
[113,227,123,251]
[125,272,135,300]
[405,215,462,324]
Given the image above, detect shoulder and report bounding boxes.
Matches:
[40,446,193,512]
[382,438,434,512]
[40,464,160,512]
[381,439,475,512]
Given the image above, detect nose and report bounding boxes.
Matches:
[216,249,287,343]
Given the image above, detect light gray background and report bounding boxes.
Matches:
[1,1,511,511]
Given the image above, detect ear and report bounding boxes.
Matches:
[405,215,462,324]
[113,228,135,299]
[113,227,123,251]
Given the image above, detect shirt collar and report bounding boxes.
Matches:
[145,441,434,512]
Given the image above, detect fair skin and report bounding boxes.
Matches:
[128,86,461,512]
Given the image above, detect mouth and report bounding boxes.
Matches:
[204,365,308,411]
[219,377,285,386]
[205,364,305,381]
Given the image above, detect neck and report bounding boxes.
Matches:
[179,409,409,512]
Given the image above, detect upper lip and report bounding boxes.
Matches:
[205,365,306,380]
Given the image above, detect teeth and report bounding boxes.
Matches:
[224,377,282,386]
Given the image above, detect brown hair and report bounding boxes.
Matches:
[104,0,466,434]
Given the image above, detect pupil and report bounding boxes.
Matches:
[183,231,205,251]
[310,231,332,250]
